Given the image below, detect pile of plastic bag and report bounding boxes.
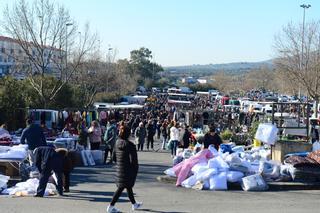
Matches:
[165,144,278,191]
[1,178,57,196]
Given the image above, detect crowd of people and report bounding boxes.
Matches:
[10,92,266,213]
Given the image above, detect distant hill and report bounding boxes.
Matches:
[164,60,274,76]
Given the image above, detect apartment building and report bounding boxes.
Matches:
[0,36,63,78]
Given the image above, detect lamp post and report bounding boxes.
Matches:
[300,4,311,70]
[65,23,73,77]
[299,4,311,101]
[106,45,113,92]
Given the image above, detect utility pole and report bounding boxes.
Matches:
[65,23,73,80]
[299,4,311,101]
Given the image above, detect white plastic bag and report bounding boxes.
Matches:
[259,161,280,180]
[208,145,219,156]
[241,174,268,191]
[312,141,320,152]
[181,175,197,188]
[232,146,245,153]
[164,168,176,177]
[225,153,242,165]
[209,172,228,190]
[191,162,208,174]
[226,171,244,183]
[255,123,278,145]
[196,168,218,181]
[0,174,10,189]
[207,156,230,171]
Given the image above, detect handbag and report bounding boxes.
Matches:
[167,139,173,150]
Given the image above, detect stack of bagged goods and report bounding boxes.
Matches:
[282,151,320,182]
[1,178,57,196]
[164,143,285,191]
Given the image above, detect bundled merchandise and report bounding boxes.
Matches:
[1,178,57,196]
[164,144,277,191]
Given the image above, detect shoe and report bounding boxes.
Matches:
[33,194,43,197]
[64,189,70,193]
[132,202,143,211]
[107,205,120,213]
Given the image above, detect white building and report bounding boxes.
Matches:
[0,36,63,78]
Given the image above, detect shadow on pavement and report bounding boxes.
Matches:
[137,209,189,213]
[57,189,132,203]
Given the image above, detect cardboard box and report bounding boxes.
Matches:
[272,140,312,162]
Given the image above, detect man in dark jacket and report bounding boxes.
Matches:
[33,146,63,197]
[146,120,155,150]
[203,126,222,150]
[21,119,47,166]
[55,148,76,193]
[107,124,142,213]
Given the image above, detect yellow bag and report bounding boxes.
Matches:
[253,139,261,147]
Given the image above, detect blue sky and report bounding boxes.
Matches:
[1,0,320,66]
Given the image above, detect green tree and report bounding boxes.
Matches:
[129,47,163,84]
[0,77,27,130]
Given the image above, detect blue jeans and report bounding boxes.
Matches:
[162,136,167,149]
[171,140,179,156]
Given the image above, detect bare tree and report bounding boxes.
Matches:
[2,0,97,107]
[274,21,320,110]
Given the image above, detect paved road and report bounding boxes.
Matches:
[1,140,320,213]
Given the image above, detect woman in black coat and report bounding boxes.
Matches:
[107,124,142,213]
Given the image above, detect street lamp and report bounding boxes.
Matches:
[65,23,73,75]
[300,4,311,70]
[106,45,113,92]
[299,4,311,100]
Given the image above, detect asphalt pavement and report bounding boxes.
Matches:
[1,139,320,213]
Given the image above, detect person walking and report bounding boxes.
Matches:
[88,120,102,150]
[160,121,168,150]
[134,122,146,151]
[104,120,117,164]
[107,124,142,213]
[146,120,155,151]
[169,121,180,157]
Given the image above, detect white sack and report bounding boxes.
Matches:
[196,168,218,181]
[0,174,10,189]
[207,156,229,171]
[191,162,208,174]
[227,171,244,183]
[164,168,176,177]
[241,174,268,191]
[209,172,228,190]
[208,145,219,156]
[181,175,197,188]
[255,123,278,145]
